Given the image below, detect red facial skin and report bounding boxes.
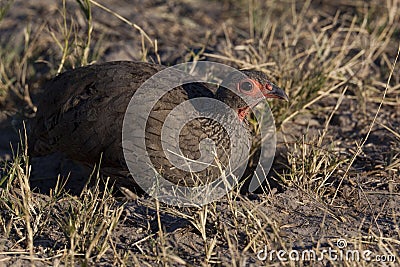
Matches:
[236,78,275,121]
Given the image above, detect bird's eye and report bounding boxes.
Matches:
[238,79,256,94]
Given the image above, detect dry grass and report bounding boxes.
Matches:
[0,0,399,265]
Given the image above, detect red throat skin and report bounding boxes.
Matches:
[237,107,250,121]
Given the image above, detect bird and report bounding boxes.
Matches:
[28,61,288,191]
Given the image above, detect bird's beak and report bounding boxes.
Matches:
[263,83,289,101]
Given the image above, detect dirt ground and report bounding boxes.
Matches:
[0,0,399,266]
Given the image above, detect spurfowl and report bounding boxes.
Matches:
[29,61,288,190]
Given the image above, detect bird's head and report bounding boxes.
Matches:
[215,70,289,120]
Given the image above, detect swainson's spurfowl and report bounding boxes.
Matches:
[28,61,288,189]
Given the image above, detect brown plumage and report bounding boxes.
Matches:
[29,61,288,188]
